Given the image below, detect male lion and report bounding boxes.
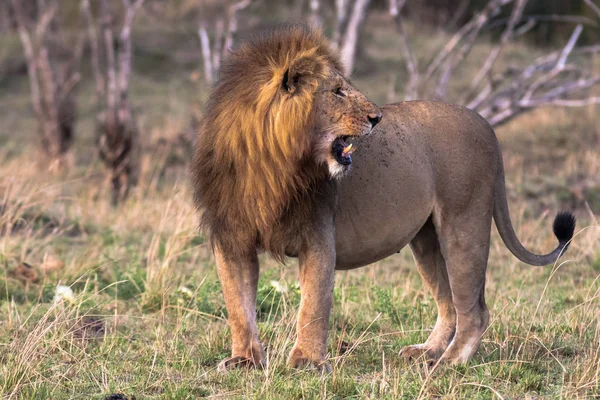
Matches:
[192,25,575,372]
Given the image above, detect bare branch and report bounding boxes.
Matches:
[447,0,471,28]
[82,0,105,101]
[423,0,513,84]
[486,14,597,29]
[514,17,536,36]
[223,0,251,54]
[332,0,348,47]
[118,0,144,101]
[521,68,561,102]
[10,0,43,118]
[213,19,224,70]
[390,1,418,100]
[538,76,600,100]
[434,0,513,100]
[37,47,59,130]
[556,24,583,70]
[339,0,371,74]
[388,0,406,16]
[85,0,142,203]
[197,1,251,85]
[585,0,600,19]
[522,97,600,107]
[100,0,117,120]
[198,23,213,85]
[469,0,527,93]
[466,81,493,110]
[34,1,58,43]
[391,0,600,128]
[434,28,478,100]
[71,2,88,75]
[11,0,80,166]
[475,62,600,126]
[58,72,81,101]
[309,0,321,28]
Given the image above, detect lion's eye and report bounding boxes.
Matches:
[333,87,346,97]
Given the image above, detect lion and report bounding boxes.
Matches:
[192,24,576,372]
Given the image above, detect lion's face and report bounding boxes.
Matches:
[313,70,382,178]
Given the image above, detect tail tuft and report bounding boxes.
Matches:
[552,211,576,245]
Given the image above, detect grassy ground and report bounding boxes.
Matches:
[1,8,600,400]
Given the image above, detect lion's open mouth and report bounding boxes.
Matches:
[332,136,356,165]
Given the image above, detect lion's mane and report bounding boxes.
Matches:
[192,25,343,258]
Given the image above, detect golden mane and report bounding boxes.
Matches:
[192,24,343,257]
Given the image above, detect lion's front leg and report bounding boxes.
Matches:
[214,246,265,371]
[288,226,336,373]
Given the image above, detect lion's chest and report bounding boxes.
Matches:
[260,179,338,259]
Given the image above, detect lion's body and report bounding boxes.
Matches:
[192,25,575,372]
[336,101,495,270]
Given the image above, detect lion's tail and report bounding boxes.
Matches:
[493,155,576,266]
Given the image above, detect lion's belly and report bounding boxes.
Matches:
[334,121,435,270]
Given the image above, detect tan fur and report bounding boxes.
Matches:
[192,25,574,372]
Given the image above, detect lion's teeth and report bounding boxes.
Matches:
[342,143,355,156]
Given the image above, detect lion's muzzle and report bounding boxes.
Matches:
[331,111,381,166]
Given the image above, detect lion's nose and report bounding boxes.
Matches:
[367,112,382,128]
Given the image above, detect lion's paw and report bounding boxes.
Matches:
[399,344,440,364]
[288,347,332,374]
[217,356,264,372]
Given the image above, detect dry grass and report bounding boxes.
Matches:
[1,10,600,400]
[1,104,599,400]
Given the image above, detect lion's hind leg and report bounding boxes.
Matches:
[214,247,265,371]
[401,217,456,364]
[433,204,492,365]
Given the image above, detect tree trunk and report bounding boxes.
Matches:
[86,0,143,204]
[10,0,79,170]
[339,0,371,74]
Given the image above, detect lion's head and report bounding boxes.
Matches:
[192,24,381,256]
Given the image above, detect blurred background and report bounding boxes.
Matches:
[1,2,600,397]
[0,0,599,209]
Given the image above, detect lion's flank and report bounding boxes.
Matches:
[192,24,342,258]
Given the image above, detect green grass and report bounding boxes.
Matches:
[1,244,599,398]
[1,6,600,399]
[0,166,598,399]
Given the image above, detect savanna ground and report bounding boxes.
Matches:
[1,9,600,400]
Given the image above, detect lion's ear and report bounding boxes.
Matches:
[282,68,301,94]
[282,56,320,94]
